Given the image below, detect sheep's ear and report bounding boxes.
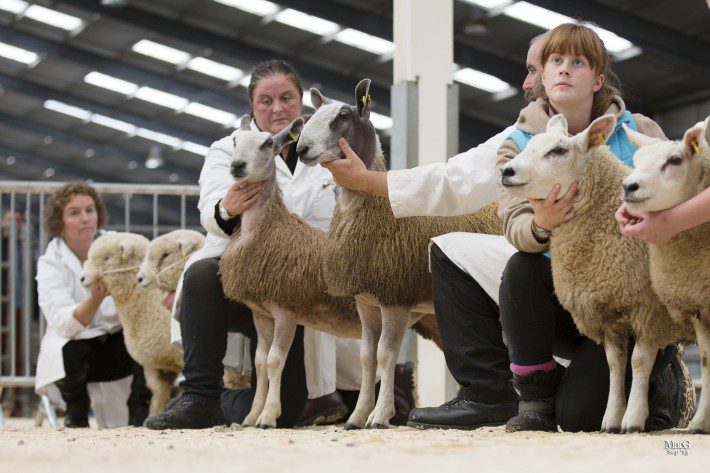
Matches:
[683,122,705,157]
[546,114,568,135]
[704,116,710,145]
[118,241,131,261]
[355,79,371,119]
[272,117,304,149]
[178,239,193,257]
[310,88,331,110]
[622,124,660,148]
[239,114,252,131]
[575,114,617,153]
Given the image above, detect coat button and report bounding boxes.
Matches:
[322,179,330,188]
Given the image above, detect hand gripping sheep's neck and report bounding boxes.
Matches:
[500,114,693,434]
[296,79,500,430]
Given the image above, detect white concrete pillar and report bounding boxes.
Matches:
[393,0,454,407]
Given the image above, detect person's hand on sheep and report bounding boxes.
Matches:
[222,181,263,216]
[161,291,176,312]
[529,182,578,231]
[615,202,677,245]
[89,281,110,301]
[321,138,389,198]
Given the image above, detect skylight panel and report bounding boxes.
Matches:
[134,87,190,110]
[0,41,38,65]
[132,39,191,65]
[186,57,244,82]
[89,114,137,134]
[214,0,279,17]
[43,100,91,120]
[370,112,393,130]
[334,29,395,55]
[135,128,182,148]
[84,71,138,95]
[274,9,340,36]
[24,5,84,31]
[0,0,28,15]
[460,0,511,9]
[181,141,211,156]
[183,102,236,126]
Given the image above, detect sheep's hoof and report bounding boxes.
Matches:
[258,423,275,430]
[621,426,643,434]
[369,423,388,430]
[601,427,620,434]
[689,428,708,435]
[344,423,362,431]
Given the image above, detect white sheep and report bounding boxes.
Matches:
[136,229,250,389]
[622,117,710,433]
[82,233,183,415]
[298,80,501,429]
[499,114,694,433]
[219,115,442,428]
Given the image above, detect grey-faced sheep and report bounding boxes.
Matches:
[82,233,182,415]
[218,115,441,428]
[499,114,694,433]
[297,79,502,429]
[622,117,710,433]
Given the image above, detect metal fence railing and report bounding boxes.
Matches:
[0,181,200,426]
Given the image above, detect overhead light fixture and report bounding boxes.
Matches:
[24,4,84,31]
[136,128,182,148]
[183,102,236,126]
[0,0,28,15]
[127,160,138,170]
[43,167,55,178]
[0,41,39,65]
[132,39,191,65]
[6,156,17,166]
[101,0,129,7]
[370,112,393,130]
[84,71,138,95]
[453,67,511,93]
[89,114,137,134]
[145,144,164,169]
[43,100,91,120]
[186,57,244,81]
[214,0,279,16]
[274,9,340,36]
[181,141,210,156]
[334,29,395,55]
[134,87,189,110]
[460,0,511,9]
[169,173,180,182]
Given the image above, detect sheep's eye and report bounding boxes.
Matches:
[666,156,682,166]
[104,255,109,261]
[162,252,170,259]
[338,110,350,120]
[546,146,567,157]
[261,138,273,149]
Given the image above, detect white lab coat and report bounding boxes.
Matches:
[35,233,131,428]
[386,124,518,303]
[171,118,361,395]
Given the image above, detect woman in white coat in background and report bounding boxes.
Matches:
[146,59,363,430]
[35,182,150,428]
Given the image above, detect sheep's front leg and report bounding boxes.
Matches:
[365,306,411,429]
[689,311,710,434]
[601,330,628,433]
[144,367,170,415]
[621,339,656,433]
[242,314,274,427]
[256,307,298,429]
[344,299,382,430]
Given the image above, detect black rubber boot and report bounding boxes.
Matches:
[506,364,565,433]
[56,372,90,428]
[144,394,226,430]
[646,347,696,431]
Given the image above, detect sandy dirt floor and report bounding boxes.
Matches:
[1,417,707,473]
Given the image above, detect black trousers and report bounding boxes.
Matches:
[430,244,676,432]
[62,330,135,382]
[179,257,308,428]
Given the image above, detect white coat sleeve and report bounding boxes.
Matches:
[36,254,87,338]
[198,135,236,238]
[387,125,516,218]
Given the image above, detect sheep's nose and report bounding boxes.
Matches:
[501,167,515,178]
[230,161,246,178]
[80,276,86,284]
[298,145,309,157]
[137,276,144,283]
[624,182,639,194]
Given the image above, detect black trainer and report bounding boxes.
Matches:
[408,397,517,430]
[144,394,226,430]
[56,372,90,428]
[506,364,565,433]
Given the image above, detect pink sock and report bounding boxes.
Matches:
[510,359,557,376]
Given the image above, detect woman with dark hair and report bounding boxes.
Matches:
[35,181,150,428]
[145,59,369,430]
